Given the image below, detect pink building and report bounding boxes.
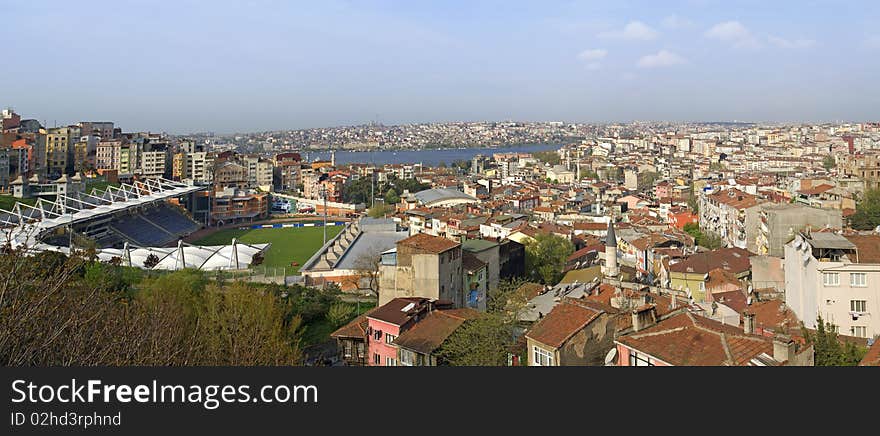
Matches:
[654,181,672,199]
[365,297,435,366]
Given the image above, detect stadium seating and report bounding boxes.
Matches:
[142,206,200,235]
[109,206,200,246]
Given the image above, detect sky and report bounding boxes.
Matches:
[3,0,879,133]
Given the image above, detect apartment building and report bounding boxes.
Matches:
[755,203,842,257]
[785,231,880,339]
[700,188,765,252]
[243,155,274,188]
[378,233,464,307]
[46,126,80,176]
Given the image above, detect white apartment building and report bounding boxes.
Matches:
[785,231,880,339]
[140,150,168,179]
[189,152,215,183]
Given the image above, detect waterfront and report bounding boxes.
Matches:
[302,143,562,166]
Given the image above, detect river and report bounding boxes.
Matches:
[300,143,562,166]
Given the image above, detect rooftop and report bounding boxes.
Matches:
[392,308,481,354]
[397,232,460,254]
[525,298,606,349]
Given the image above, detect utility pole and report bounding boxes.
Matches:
[321,184,328,245]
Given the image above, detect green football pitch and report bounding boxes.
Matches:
[192,225,343,273]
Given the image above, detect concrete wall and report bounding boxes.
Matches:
[557,314,616,366]
[750,255,785,291]
[469,245,500,292]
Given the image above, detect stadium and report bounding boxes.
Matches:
[0,177,269,270]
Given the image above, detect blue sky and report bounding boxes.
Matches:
[3,0,879,133]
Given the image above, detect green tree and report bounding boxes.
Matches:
[367,204,394,218]
[435,312,513,366]
[850,188,880,230]
[384,187,400,205]
[327,302,356,328]
[683,222,723,249]
[532,151,561,166]
[524,233,574,285]
[198,282,303,365]
[803,315,866,366]
[822,154,836,171]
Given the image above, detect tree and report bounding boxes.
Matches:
[0,247,305,366]
[197,282,303,365]
[532,151,561,166]
[348,249,382,295]
[524,233,574,285]
[849,188,880,230]
[367,203,394,218]
[384,187,400,205]
[822,154,836,171]
[683,222,723,250]
[803,315,866,366]
[327,302,356,328]
[487,277,528,313]
[143,253,160,269]
[435,313,512,366]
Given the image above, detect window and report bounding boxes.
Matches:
[850,273,867,287]
[399,350,413,366]
[851,300,867,313]
[373,329,382,340]
[385,333,396,344]
[385,357,397,366]
[373,353,380,365]
[532,346,554,366]
[851,326,867,338]
[822,272,839,286]
[629,351,654,367]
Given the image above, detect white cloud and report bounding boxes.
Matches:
[585,62,602,71]
[577,49,607,61]
[768,36,815,49]
[662,15,694,29]
[866,35,880,49]
[637,50,686,68]
[705,21,761,49]
[599,21,659,41]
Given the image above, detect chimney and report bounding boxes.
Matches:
[773,334,796,364]
[743,311,756,335]
[631,304,657,332]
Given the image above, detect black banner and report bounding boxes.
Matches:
[2,366,875,435]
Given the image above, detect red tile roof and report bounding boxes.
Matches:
[397,233,460,254]
[669,247,753,275]
[392,308,481,354]
[859,340,880,366]
[844,234,880,264]
[616,312,777,366]
[526,298,605,349]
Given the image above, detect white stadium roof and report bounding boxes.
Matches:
[1,178,268,271]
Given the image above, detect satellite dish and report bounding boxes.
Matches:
[747,296,753,305]
[748,285,753,294]
[604,348,618,366]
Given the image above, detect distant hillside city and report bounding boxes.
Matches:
[2,106,879,367]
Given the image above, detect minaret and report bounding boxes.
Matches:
[605,220,618,277]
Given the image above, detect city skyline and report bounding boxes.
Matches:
[3,0,879,134]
